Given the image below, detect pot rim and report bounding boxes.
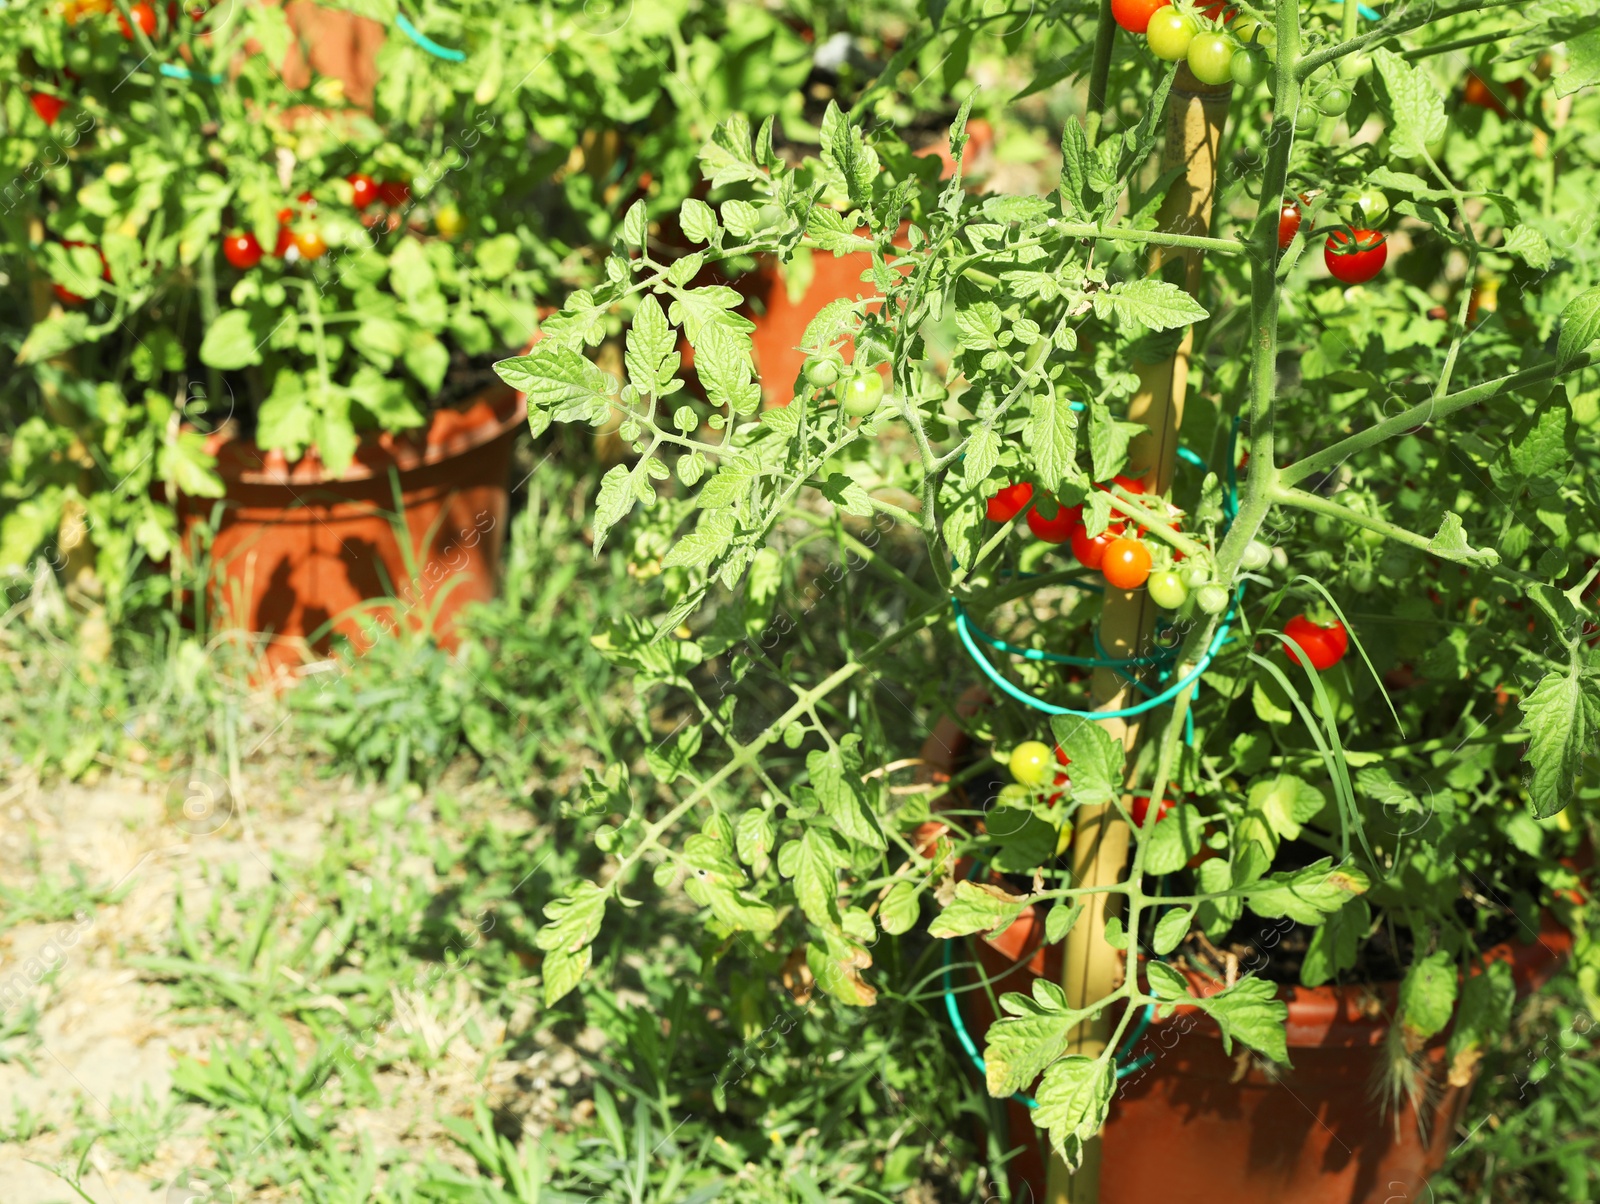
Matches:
[199,383,525,488]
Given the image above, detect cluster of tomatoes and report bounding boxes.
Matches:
[986,475,1181,594]
[219,175,413,271]
[1111,0,1273,87]
[807,359,889,416]
[50,240,111,305]
[29,1,216,125]
[1278,188,1391,286]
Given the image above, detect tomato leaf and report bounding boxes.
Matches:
[1047,714,1122,808]
[1033,1056,1115,1171]
[1373,49,1448,160]
[1244,858,1369,925]
[1195,976,1290,1065]
[878,880,921,936]
[1398,950,1458,1042]
[984,978,1099,1096]
[1027,391,1080,494]
[928,880,1029,938]
[1520,663,1600,819]
[1557,286,1600,365]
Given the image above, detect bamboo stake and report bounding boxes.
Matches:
[1047,63,1232,1204]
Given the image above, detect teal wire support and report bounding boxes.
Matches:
[158,63,224,83]
[396,12,467,61]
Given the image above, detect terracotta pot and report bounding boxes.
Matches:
[177,385,525,673]
[919,712,1575,1204]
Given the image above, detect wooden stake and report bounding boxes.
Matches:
[1047,64,1232,1204]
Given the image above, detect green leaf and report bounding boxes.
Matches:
[625,295,679,396]
[984,979,1098,1096]
[1087,401,1144,482]
[1141,804,1205,876]
[962,428,1002,490]
[1426,511,1498,565]
[1245,858,1370,925]
[474,233,521,280]
[1446,961,1514,1083]
[807,741,886,850]
[620,200,647,247]
[200,309,263,371]
[1145,960,1189,999]
[1033,1056,1114,1171]
[984,804,1058,874]
[1300,898,1370,988]
[680,198,719,245]
[1373,48,1449,159]
[1554,26,1600,98]
[1152,907,1192,956]
[159,431,224,499]
[1355,767,1423,816]
[592,460,654,551]
[1503,225,1552,270]
[1027,391,1079,494]
[1398,950,1458,1041]
[1045,903,1082,944]
[807,933,877,1006]
[819,100,879,207]
[1245,774,1325,844]
[792,828,847,930]
[1047,714,1123,808]
[1093,277,1208,333]
[495,343,616,424]
[535,881,608,1005]
[879,880,920,936]
[404,337,450,396]
[1196,976,1289,1065]
[661,510,737,571]
[929,881,1029,938]
[1559,287,1600,366]
[1520,664,1600,819]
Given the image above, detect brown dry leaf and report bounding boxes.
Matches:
[1448,1045,1484,1088]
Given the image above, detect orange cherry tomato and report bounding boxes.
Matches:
[292,227,328,260]
[1101,537,1153,590]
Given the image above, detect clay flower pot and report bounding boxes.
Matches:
[176,385,525,674]
[919,711,1575,1204]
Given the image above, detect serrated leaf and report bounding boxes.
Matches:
[1088,402,1144,482]
[793,828,846,930]
[535,881,608,1003]
[1301,898,1370,988]
[929,881,1029,938]
[1146,960,1189,999]
[1503,224,1551,270]
[1558,286,1600,365]
[1425,512,1497,564]
[592,460,651,551]
[1093,277,1208,333]
[661,510,737,571]
[1141,805,1206,876]
[807,743,886,850]
[1045,903,1082,943]
[1033,1056,1114,1171]
[807,933,877,1006]
[1047,714,1122,808]
[983,989,1097,1096]
[495,343,617,424]
[1196,976,1289,1065]
[1520,665,1599,819]
[1398,950,1457,1041]
[625,295,677,395]
[1028,391,1079,493]
[963,428,1002,489]
[1245,858,1370,925]
[1374,48,1449,159]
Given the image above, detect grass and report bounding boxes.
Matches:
[1,443,1596,1202]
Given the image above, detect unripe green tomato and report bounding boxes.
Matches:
[840,369,885,416]
[807,359,840,388]
[1182,564,1212,588]
[1358,526,1386,548]
[1317,83,1353,116]
[1231,17,1275,47]
[1146,7,1197,61]
[998,783,1032,807]
[1339,52,1373,80]
[1186,33,1236,86]
[1351,187,1390,227]
[1009,741,1052,786]
[1240,539,1272,571]
[1147,569,1189,610]
[1230,43,1270,88]
[1196,583,1230,615]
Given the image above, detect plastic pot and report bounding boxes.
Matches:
[176,385,524,674]
[919,712,1575,1204]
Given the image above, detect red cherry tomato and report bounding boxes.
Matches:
[347,173,378,210]
[1110,0,1168,33]
[1324,229,1388,285]
[1028,500,1083,544]
[1462,73,1525,116]
[376,181,412,208]
[29,93,66,124]
[118,1,157,38]
[1129,796,1174,828]
[1070,520,1123,570]
[1283,615,1349,670]
[1277,198,1302,249]
[222,231,263,270]
[986,481,1035,523]
[1101,537,1153,590]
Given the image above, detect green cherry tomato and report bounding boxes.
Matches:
[1187,33,1236,86]
[998,783,1032,807]
[1351,186,1390,227]
[1231,16,1275,48]
[807,358,840,388]
[1009,741,1052,787]
[1182,564,1212,588]
[1230,43,1270,87]
[1339,51,1374,80]
[840,369,884,416]
[1145,7,1197,62]
[1239,539,1272,571]
[1147,569,1189,610]
[1317,83,1353,116]
[1195,583,1230,615]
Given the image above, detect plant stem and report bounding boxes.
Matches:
[1086,0,1118,125]
[1272,483,1499,566]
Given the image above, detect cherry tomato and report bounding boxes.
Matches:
[1277,198,1302,250]
[1462,73,1524,116]
[1104,473,1146,496]
[377,181,412,208]
[1340,52,1373,80]
[1070,521,1122,570]
[1324,228,1388,285]
[1283,615,1349,670]
[347,173,378,210]
[1317,83,1353,116]
[29,93,65,124]
[1101,537,1153,590]
[1129,795,1174,828]
[840,369,884,416]
[1195,583,1230,614]
[1009,741,1052,787]
[1186,33,1236,86]
[1146,569,1188,609]
[986,481,1035,523]
[1350,187,1389,227]
[1027,500,1082,543]
[1231,43,1270,87]
[1145,7,1197,62]
[292,227,328,260]
[1110,0,1168,33]
[807,359,840,388]
[435,203,465,239]
[222,231,263,270]
[1239,539,1272,571]
[118,1,157,38]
